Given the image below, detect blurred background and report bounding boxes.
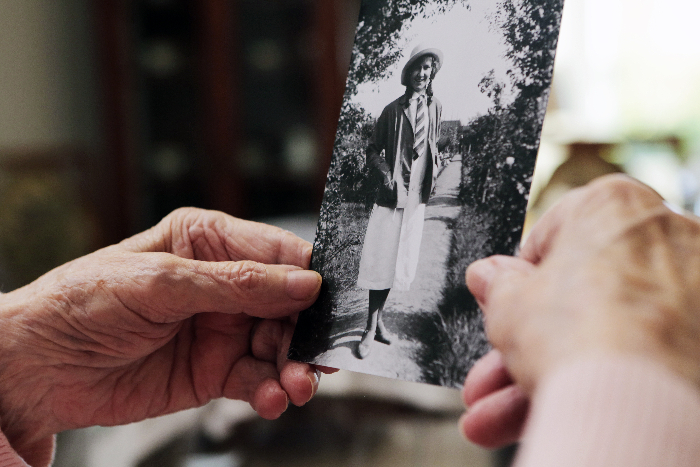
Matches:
[1,0,699,466]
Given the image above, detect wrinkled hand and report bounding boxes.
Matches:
[460,175,700,447]
[0,208,325,455]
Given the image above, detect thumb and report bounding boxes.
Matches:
[466,255,534,308]
[466,255,535,350]
[187,259,323,319]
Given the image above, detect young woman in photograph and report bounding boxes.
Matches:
[355,45,444,359]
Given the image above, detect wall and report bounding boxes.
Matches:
[0,0,99,149]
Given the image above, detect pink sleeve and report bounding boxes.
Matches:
[515,357,700,467]
[0,429,54,467]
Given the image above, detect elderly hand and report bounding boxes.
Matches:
[460,175,700,447]
[0,208,324,458]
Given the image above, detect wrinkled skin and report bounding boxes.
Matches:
[0,208,330,460]
[460,175,700,447]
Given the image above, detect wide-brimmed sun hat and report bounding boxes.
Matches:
[400,45,444,86]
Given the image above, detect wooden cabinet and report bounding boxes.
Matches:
[94,0,351,242]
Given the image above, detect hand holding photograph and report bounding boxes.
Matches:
[289,0,564,388]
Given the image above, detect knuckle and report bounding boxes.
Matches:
[586,174,654,205]
[625,202,689,241]
[146,255,179,285]
[251,320,283,361]
[135,260,182,309]
[162,207,207,231]
[170,206,200,219]
[590,173,637,190]
[159,207,189,227]
[682,214,700,238]
[570,175,667,231]
[279,229,311,267]
[228,261,268,292]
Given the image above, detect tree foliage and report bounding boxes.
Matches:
[349,0,460,89]
[497,0,563,100]
[426,0,564,385]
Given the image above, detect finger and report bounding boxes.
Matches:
[466,255,534,308]
[459,384,529,449]
[251,318,321,406]
[216,317,316,416]
[252,379,291,420]
[127,255,321,322]
[125,208,314,268]
[277,316,320,406]
[250,319,284,363]
[463,349,514,406]
[280,361,320,407]
[518,187,580,264]
[223,356,289,420]
[466,256,535,356]
[209,261,320,318]
[467,257,503,306]
[195,215,314,267]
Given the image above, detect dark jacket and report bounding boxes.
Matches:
[366,94,442,207]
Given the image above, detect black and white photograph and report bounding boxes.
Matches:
[289,0,564,388]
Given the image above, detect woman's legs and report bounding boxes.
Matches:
[357,288,391,358]
[374,296,392,345]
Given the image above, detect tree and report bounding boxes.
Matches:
[424,0,564,385]
[478,70,504,112]
[489,0,564,251]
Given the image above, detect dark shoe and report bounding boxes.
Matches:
[356,329,374,359]
[375,321,392,345]
[374,329,392,345]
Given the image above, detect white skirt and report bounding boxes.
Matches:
[356,202,426,291]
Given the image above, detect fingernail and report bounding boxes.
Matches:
[466,259,499,305]
[287,270,321,301]
[306,369,320,402]
[302,244,314,267]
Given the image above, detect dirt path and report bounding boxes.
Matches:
[314,156,464,383]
